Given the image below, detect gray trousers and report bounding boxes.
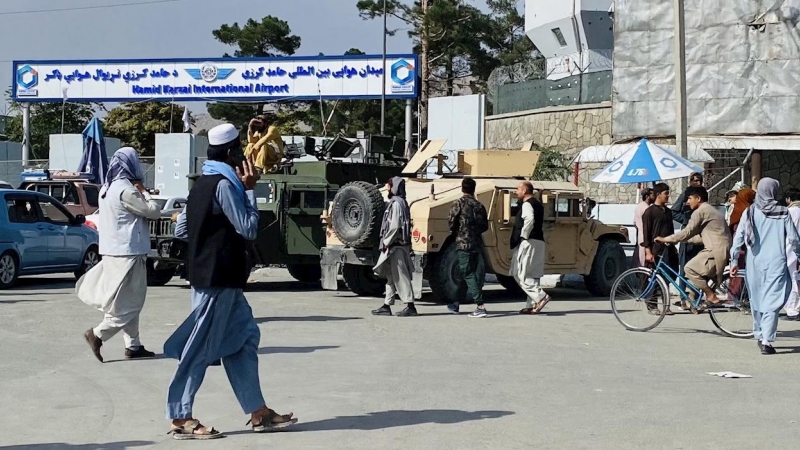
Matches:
[384,251,414,305]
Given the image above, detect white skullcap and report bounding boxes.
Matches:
[208,123,239,146]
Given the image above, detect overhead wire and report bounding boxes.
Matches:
[0,0,180,16]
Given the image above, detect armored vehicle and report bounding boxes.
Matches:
[320,140,630,300]
[159,134,409,284]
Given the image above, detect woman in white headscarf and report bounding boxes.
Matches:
[77,147,162,362]
[730,178,800,355]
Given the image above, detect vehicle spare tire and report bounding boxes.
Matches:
[331,181,386,249]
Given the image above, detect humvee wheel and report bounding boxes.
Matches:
[495,274,525,297]
[429,243,486,304]
[146,258,176,287]
[331,182,386,249]
[287,264,322,284]
[342,264,385,297]
[585,240,627,297]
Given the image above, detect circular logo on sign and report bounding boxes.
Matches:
[200,63,219,82]
[660,157,678,169]
[608,161,624,173]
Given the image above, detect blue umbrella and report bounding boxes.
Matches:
[591,139,704,184]
[78,118,109,185]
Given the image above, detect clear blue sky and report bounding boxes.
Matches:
[0,0,424,114]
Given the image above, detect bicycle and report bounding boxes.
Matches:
[610,246,753,338]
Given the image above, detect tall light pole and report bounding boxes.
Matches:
[674,0,688,167]
[380,0,387,135]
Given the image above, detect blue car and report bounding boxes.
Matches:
[0,189,100,288]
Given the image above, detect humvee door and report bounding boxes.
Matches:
[284,184,329,257]
[543,192,584,269]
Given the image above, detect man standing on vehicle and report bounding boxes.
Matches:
[641,183,678,314]
[164,123,296,440]
[372,177,416,317]
[447,177,490,317]
[656,186,731,305]
[78,147,162,362]
[512,181,551,315]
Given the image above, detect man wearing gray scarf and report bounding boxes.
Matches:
[372,177,416,317]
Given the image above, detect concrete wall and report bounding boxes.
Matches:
[484,103,612,151]
[763,151,800,192]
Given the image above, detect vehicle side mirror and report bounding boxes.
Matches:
[73,214,86,225]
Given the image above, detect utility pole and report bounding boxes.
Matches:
[22,103,30,165]
[380,0,387,135]
[419,0,430,140]
[674,0,688,184]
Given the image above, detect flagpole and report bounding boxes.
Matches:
[380,0,387,135]
[61,88,68,135]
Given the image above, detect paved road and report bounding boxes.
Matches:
[1,269,800,450]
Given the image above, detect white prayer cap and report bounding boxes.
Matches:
[208,123,239,146]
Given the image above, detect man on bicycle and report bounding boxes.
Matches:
[655,186,732,305]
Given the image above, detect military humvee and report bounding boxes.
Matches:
[320,140,630,300]
[164,134,408,284]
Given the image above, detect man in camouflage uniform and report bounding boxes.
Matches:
[447,177,490,317]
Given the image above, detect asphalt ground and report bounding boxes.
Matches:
[1,269,800,450]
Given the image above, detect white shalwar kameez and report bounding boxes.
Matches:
[77,179,161,349]
[510,201,546,308]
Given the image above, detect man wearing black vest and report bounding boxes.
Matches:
[163,123,296,439]
[511,181,552,314]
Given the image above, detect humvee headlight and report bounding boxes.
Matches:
[412,229,421,242]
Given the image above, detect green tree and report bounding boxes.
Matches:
[208,16,303,133]
[212,16,302,57]
[301,48,408,138]
[104,102,193,156]
[485,0,536,70]
[356,0,493,138]
[357,0,493,95]
[533,146,572,181]
[5,93,98,160]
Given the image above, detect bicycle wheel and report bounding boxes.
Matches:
[708,271,754,338]
[610,268,670,331]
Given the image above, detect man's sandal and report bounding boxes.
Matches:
[247,408,298,433]
[531,295,552,314]
[519,307,535,315]
[167,420,224,440]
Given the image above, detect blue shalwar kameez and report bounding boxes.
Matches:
[730,183,800,346]
[164,176,264,419]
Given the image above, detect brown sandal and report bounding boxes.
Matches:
[167,419,224,440]
[519,308,535,315]
[531,295,552,314]
[247,408,298,433]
